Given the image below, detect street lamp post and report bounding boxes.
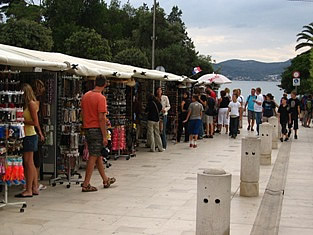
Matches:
[152,0,156,91]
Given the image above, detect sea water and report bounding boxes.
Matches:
[220,81,284,102]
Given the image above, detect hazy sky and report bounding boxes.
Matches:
[104,0,313,62]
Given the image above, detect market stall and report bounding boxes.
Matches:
[0,43,189,196]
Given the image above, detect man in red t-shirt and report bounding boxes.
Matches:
[81,76,116,192]
[206,86,216,100]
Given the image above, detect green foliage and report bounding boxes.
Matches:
[280,50,313,94]
[43,0,85,52]
[110,39,134,57]
[310,49,313,93]
[114,48,149,68]
[64,28,112,61]
[0,0,213,76]
[0,19,53,51]
[296,22,313,51]
[0,0,43,22]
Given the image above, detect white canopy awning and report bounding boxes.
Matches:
[0,44,188,82]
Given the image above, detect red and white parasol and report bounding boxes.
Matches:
[197,73,232,85]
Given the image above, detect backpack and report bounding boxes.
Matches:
[205,97,217,116]
[247,95,251,102]
[306,99,312,111]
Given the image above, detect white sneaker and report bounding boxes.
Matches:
[38,184,47,191]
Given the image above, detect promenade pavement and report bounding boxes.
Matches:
[1,120,311,235]
[278,126,313,235]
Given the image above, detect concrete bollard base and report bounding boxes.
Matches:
[240,181,259,197]
[260,154,271,165]
[272,141,278,149]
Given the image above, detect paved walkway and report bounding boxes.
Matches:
[278,126,313,235]
[1,121,311,235]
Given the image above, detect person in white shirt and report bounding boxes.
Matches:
[253,87,264,135]
[155,87,171,149]
[227,94,241,139]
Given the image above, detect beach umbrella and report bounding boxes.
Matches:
[197,73,232,85]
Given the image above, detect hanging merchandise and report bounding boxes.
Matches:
[112,126,126,151]
[106,82,136,160]
[50,75,83,188]
[164,82,180,141]
[0,69,27,213]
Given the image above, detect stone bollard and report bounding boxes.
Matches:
[268,116,279,149]
[196,168,231,235]
[240,137,261,197]
[260,123,273,165]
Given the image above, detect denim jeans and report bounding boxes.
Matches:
[198,112,205,138]
[161,115,167,149]
[230,117,239,137]
[255,112,263,134]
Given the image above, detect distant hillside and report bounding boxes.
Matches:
[213,59,291,81]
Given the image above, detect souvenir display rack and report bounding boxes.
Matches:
[18,72,58,180]
[135,79,153,144]
[164,82,179,141]
[0,70,27,212]
[106,82,136,160]
[50,75,83,188]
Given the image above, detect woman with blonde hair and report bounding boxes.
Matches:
[15,84,44,198]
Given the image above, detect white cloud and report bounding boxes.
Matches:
[187,24,302,62]
[94,1,313,61]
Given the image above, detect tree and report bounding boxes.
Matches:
[310,49,313,93]
[296,22,313,51]
[280,50,313,94]
[64,28,112,61]
[78,0,109,37]
[110,39,134,57]
[0,0,43,22]
[167,6,183,25]
[155,43,197,75]
[114,48,149,68]
[0,19,53,51]
[43,0,85,51]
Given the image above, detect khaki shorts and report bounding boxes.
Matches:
[205,115,214,125]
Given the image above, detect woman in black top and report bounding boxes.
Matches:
[217,90,230,134]
[177,91,191,142]
[145,94,163,152]
[262,93,276,122]
[278,97,290,141]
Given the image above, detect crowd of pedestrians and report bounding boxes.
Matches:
[174,86,312,147]
[141,84,312,152]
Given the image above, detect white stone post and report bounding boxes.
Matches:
[268,116,279,149]
[240,137,261,197]
[196,168,231,235]
[260,123,273,165]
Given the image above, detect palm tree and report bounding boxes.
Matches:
[296,22,313,51]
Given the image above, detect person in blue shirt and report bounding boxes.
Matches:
[244,88,257,131]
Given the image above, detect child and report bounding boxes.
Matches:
[262,93,276,122]
[227,94,241,139]
[184,95,203,148]
[278,97,290,142]
[288,91,301,139]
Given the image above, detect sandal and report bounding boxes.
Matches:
[103,177,116,188]
[82,184,98,192]
[15,193,33,198]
